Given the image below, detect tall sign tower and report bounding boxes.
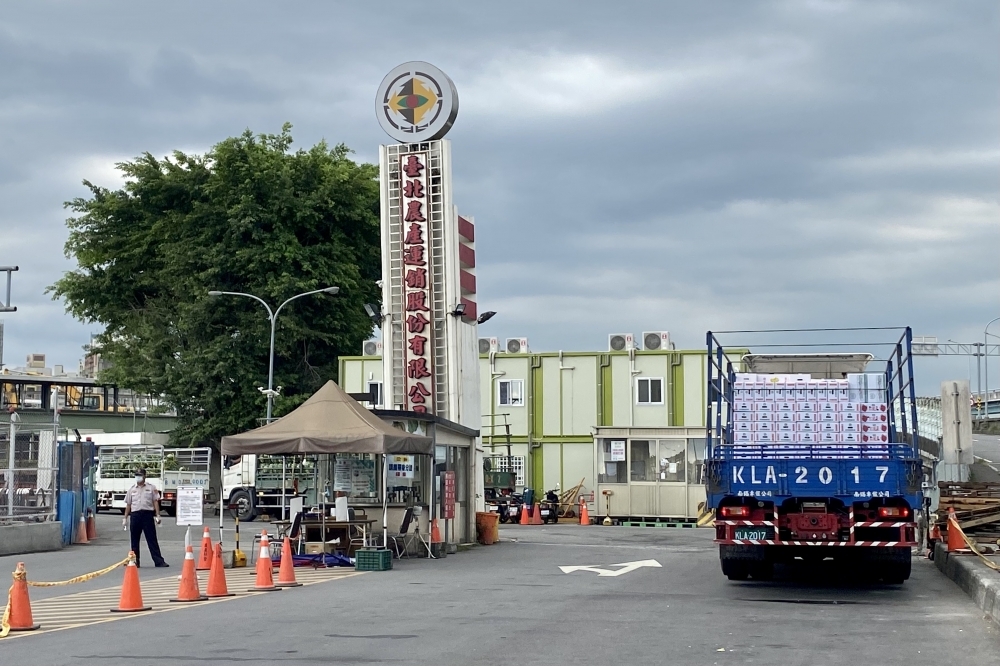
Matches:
[376,62,480,430]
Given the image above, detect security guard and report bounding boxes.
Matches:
[123,467,169,568]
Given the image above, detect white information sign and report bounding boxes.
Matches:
[175,486,204,526]
[610,440,626,462]
[388,455,415,478]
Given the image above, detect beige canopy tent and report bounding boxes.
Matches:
[221,380,433,550]
[220,380,433,456]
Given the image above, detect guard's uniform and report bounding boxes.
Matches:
[125,482,166,567]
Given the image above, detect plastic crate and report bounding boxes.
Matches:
[355,548,393,571]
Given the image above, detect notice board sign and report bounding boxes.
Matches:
[388,455,414,478]
[610,440,626,462]
[175,486,203,526]
[442,470,456,519]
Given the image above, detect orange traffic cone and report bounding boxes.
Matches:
[170,536,207,602]
[3,562,40,632]
[111,552,151,612]
[74,514,89,544]
[519,504,530,525]
[431,519,443,544]
[248,531,280,592]
[531,503,543,525]
[205,543,234,598]
[196,526,214,571]
[86,509,97,541]
[947,508,968,553]
[579,497,591,526]
[275,537,301,588]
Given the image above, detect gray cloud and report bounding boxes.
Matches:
[0,0,996,394]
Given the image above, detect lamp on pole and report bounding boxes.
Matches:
[208,286,340,422]
[986,316,1000,400]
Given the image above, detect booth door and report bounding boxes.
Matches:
[655,439,689,518]
[628,440,658,516]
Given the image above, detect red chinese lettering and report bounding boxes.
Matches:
[407,358,431,379]
[403,245,426,266]
[408,335,428,356]
[403,222,423,245]
[404,200,425,223]
[402,155,424,177]
[412,405,428,413]
[406,312,430,333]
[404,267,427,289]
[408,383,431,404]
[403,179,424,198]
[405,291,429,312]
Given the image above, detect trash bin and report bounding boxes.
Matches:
[476,512,500,545]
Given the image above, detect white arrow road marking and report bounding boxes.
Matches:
[559,559,662,577]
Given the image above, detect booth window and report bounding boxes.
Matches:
[687,438,706,485]
[630,440,657,482]
[658,439,686,482]
[636,378,663,404]
[598,439,627,483]
[497,379,524,406]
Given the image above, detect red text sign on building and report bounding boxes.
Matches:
[442,470,456,519]
[402,152,433,413]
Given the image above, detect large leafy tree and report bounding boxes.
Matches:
[50,125,381,445]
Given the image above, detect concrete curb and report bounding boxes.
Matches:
[934,542,1000,628]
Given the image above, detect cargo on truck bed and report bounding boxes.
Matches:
[705,327,922,583]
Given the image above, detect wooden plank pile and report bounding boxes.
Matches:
[937,482,1000,542]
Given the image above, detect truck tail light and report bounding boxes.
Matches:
[721,506,750,518]
[878,506,909,518]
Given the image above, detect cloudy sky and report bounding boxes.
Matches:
[0,1,997,395]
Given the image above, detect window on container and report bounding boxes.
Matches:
[630,440,657,482]
[598,439,627,483]
[367,382,383,408]
[687,438,706,485]
[498,379,524,406]
[636,378,664,405]
[658,439,686,482]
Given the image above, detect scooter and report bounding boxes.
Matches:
[539,489,560,524]
[498,492,524,524]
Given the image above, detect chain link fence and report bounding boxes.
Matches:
[0,415,62,525]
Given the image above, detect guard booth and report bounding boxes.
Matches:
[57,439,96,544]
[593,426,708,522]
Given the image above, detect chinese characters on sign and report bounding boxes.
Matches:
[388,455,415,478]
[402,152,433,413]
[442,470,456,519]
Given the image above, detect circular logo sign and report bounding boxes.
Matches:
[376,62,459,143]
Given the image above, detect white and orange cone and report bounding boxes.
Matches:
[170,529,207,602]
[248,530,280,592]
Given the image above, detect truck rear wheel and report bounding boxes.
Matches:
[750,562,774,581]
[882,557,911,584]
[721,558,750,580]
[228,489,256,521]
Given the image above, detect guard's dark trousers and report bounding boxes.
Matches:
[129,510,166,567]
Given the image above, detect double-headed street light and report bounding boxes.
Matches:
[208,286,339,422]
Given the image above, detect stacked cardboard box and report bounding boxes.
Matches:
[731,373,890,445]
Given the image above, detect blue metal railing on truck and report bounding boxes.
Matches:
[704,327,922,508]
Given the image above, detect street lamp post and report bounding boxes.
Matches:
[209,286,339,523]
[208,287,339,422]
[986,316,1000,406]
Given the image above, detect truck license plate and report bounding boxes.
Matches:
[734,527,773,540]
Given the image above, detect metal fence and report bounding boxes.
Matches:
[0,414,62,525]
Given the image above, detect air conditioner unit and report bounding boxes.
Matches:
[478,337,498,355]
[608,333,634,352]
[362,340,383,356]
[505,337,529,354]
[641,331,671,351]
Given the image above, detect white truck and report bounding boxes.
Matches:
[223,453,317,521]
[91,433,212,516]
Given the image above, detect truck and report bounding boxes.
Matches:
[705,327,922,584]
[93,435,212,516]
[223,454,317,521]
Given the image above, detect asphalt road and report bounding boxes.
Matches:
[1,515,998,665]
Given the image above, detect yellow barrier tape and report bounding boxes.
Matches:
[955,519,1000,572]
[1,554,131,638]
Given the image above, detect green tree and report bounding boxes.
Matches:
[50,125,381,445]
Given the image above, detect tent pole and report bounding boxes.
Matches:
[382,453,388,550]
[281,457,287,522]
